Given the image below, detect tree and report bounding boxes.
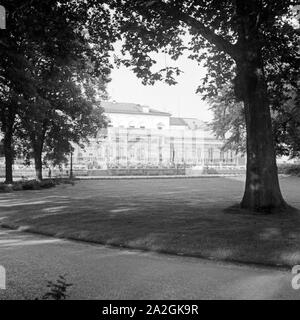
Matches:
[0,53,36,184]
[18,76,108,180]
[209,88,300,158]
[209,54,299,158]
[272,88,300,158]
[110,0,299,212]
[209,85,246,154]
[0,0,116,181]
[14,39,109,181]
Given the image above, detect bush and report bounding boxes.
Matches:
[12,182,23,191]
[22,179,57,190]
[0,178,71,193]
[0,183,13,193]
[39,179,56,189]
[202,166,218,174]
[285,166,300,176]
[53,178,75,186]
[41,275,73,300]
[22,180,42,190]
[278,164,300,176]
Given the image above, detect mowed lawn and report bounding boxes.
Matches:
[1,176,300,267]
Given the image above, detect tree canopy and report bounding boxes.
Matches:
[109,1,299,97]
[208,84,300,158]
[109,0,299,212]
[0,0,117,181]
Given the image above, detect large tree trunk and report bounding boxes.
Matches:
[3,130,13,184]
[2,108,15,184]
[34,152,43,181]
[33,142,43,181]
[31,124,47,182]
[237,57,287,213]
[233,0,288,213]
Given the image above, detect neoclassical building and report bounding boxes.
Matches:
[72,101,246,170]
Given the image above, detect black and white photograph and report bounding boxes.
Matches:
[0,0,300,309]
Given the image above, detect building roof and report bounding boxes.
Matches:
[170,117,208,130]
[170,117,187,126]
[101,101,171,116]
[182,118,208,130]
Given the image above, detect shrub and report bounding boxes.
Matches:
[22,180,42,190]
[41,275,73,300]
[39,179,56,189]
[12,182,23,191]
[278,164,300,176]
[286,166,300,176]
[0,183,13,193]
[202,166,218,174]
[0,178,70,193]
[21,179,57,190]
[54,178,75,186]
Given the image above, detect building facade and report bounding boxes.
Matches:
[72,102,246,170]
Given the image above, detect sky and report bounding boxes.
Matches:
[107,46,213,122]
[106,6,300,123]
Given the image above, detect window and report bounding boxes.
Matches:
[209,148,214,162]
[220,150,224,161]
[157,122,164,130]
[139,122,146,129]
[128,121,135,128]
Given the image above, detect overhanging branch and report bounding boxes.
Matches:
[177,11,238,59]
[143,0,238,59]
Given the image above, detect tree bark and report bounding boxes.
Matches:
[237,57,287,212]
[31,121,47,182]
[232,0,288,213]
[2,107,15,184]
[3,130,13,184]
[34,149,43,181]
[32,139,44,181]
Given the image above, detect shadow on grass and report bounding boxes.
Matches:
[0,177,300,268]
[0,229,63,248]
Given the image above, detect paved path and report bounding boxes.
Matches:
[0,229,299,300]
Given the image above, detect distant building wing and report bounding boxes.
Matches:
[170,117,209,130]
[170,117,187,126]
[101,101,171,116]
[181,118,208,130]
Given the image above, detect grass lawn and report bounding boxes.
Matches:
[1,176,300,267]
